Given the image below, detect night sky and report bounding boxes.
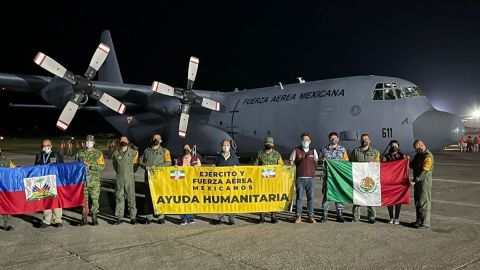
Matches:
[1,1,479,136]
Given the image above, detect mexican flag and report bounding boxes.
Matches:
[325,159,410,206]
[170,170,186,180]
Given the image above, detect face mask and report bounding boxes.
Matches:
[329,139,337,146]
[119,141,128,147]
[183,149,191,155]
[361,140,369,147]
[415,148,423,153]
[43,147,52,154]
[222,146,230,152]
[152,140,160,146]
[302,141,310,148]
[265,144,273,150]
[86,141,94,149]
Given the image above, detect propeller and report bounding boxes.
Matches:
[151,56,221,138]
[33,43,126,131]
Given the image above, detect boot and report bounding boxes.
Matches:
[320,210,328,223]
[92,214,98,226]
[308,213,317,224]
[259,213,266,224]
[294,214,302,224]
[80,214,87,226]
[271,213,278,224]
[336,210,345,223]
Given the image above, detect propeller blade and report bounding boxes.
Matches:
[179,112,189,138]
[85,43,111,80]
[93,89,126,114]
[33,53,76,84]
[179,103,191,138]
[187,56,199,90]
[200,97,221,111]
[56,101,79,131]
[151,81,175,96]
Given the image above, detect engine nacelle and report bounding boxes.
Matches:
[40,77,73,108]
[146,93,182,116]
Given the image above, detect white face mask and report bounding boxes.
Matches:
[43,146,52,154]
[86,141,94,148]
[302,141,310,149]
[222,146,230,152]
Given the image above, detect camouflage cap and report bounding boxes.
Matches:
[265,136,274,144]
[86,135,95,141]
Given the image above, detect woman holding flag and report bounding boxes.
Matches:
[382,140,409,225]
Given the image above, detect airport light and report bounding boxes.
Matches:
[473,109,480,119]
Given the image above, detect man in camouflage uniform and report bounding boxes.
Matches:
[253,136,284,223]
[410,140,434,229]
[0,155,15,231]
[139,134,171,224]
[76,135,105,226]
[350,133,380,224]
[112,136,139,225]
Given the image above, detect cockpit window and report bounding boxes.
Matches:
[373,82,423,100]
[373,90,384,100]
[384,89,396,100]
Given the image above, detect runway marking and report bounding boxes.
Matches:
[433,178,480,185]
[435,162,480,167]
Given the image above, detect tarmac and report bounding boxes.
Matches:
[1,147,479,270]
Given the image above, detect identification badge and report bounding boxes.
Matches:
[50,158,57,163]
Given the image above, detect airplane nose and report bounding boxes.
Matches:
[413,110,464,151]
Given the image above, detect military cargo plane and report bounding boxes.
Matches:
[0,30,464,157]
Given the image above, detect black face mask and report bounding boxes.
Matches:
[389,146,399,153]
[265,144,273,150]
[119,141,128,147]
[361,141,369,147]
[152,140,160,146]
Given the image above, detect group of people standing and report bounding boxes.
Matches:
[0,132,434,231]
[290,132,433,229]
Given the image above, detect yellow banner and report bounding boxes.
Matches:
[148,165,295,214]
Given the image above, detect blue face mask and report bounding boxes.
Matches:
[302,141,310,148]
[329,139,337,145]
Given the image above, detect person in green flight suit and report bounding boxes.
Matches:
[112,136,139,225]
[409,139,434,229]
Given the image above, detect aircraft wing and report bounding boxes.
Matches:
[0,72,154,101]
[0,73,51,93]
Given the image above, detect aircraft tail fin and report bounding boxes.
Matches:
[99,30,123,83]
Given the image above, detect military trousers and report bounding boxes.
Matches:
[414,179,432,226]
[83,182,101,215]
[115,176,137,219]
[352,205,376,221]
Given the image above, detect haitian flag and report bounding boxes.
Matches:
[0,162,86,214]
[325,159,410,206]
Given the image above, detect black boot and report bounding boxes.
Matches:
[259,213,266,224]
[92,214,98,226]
[336,210,345,223]
[80,214,87,226]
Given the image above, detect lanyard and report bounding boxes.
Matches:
[43,152,52,164]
